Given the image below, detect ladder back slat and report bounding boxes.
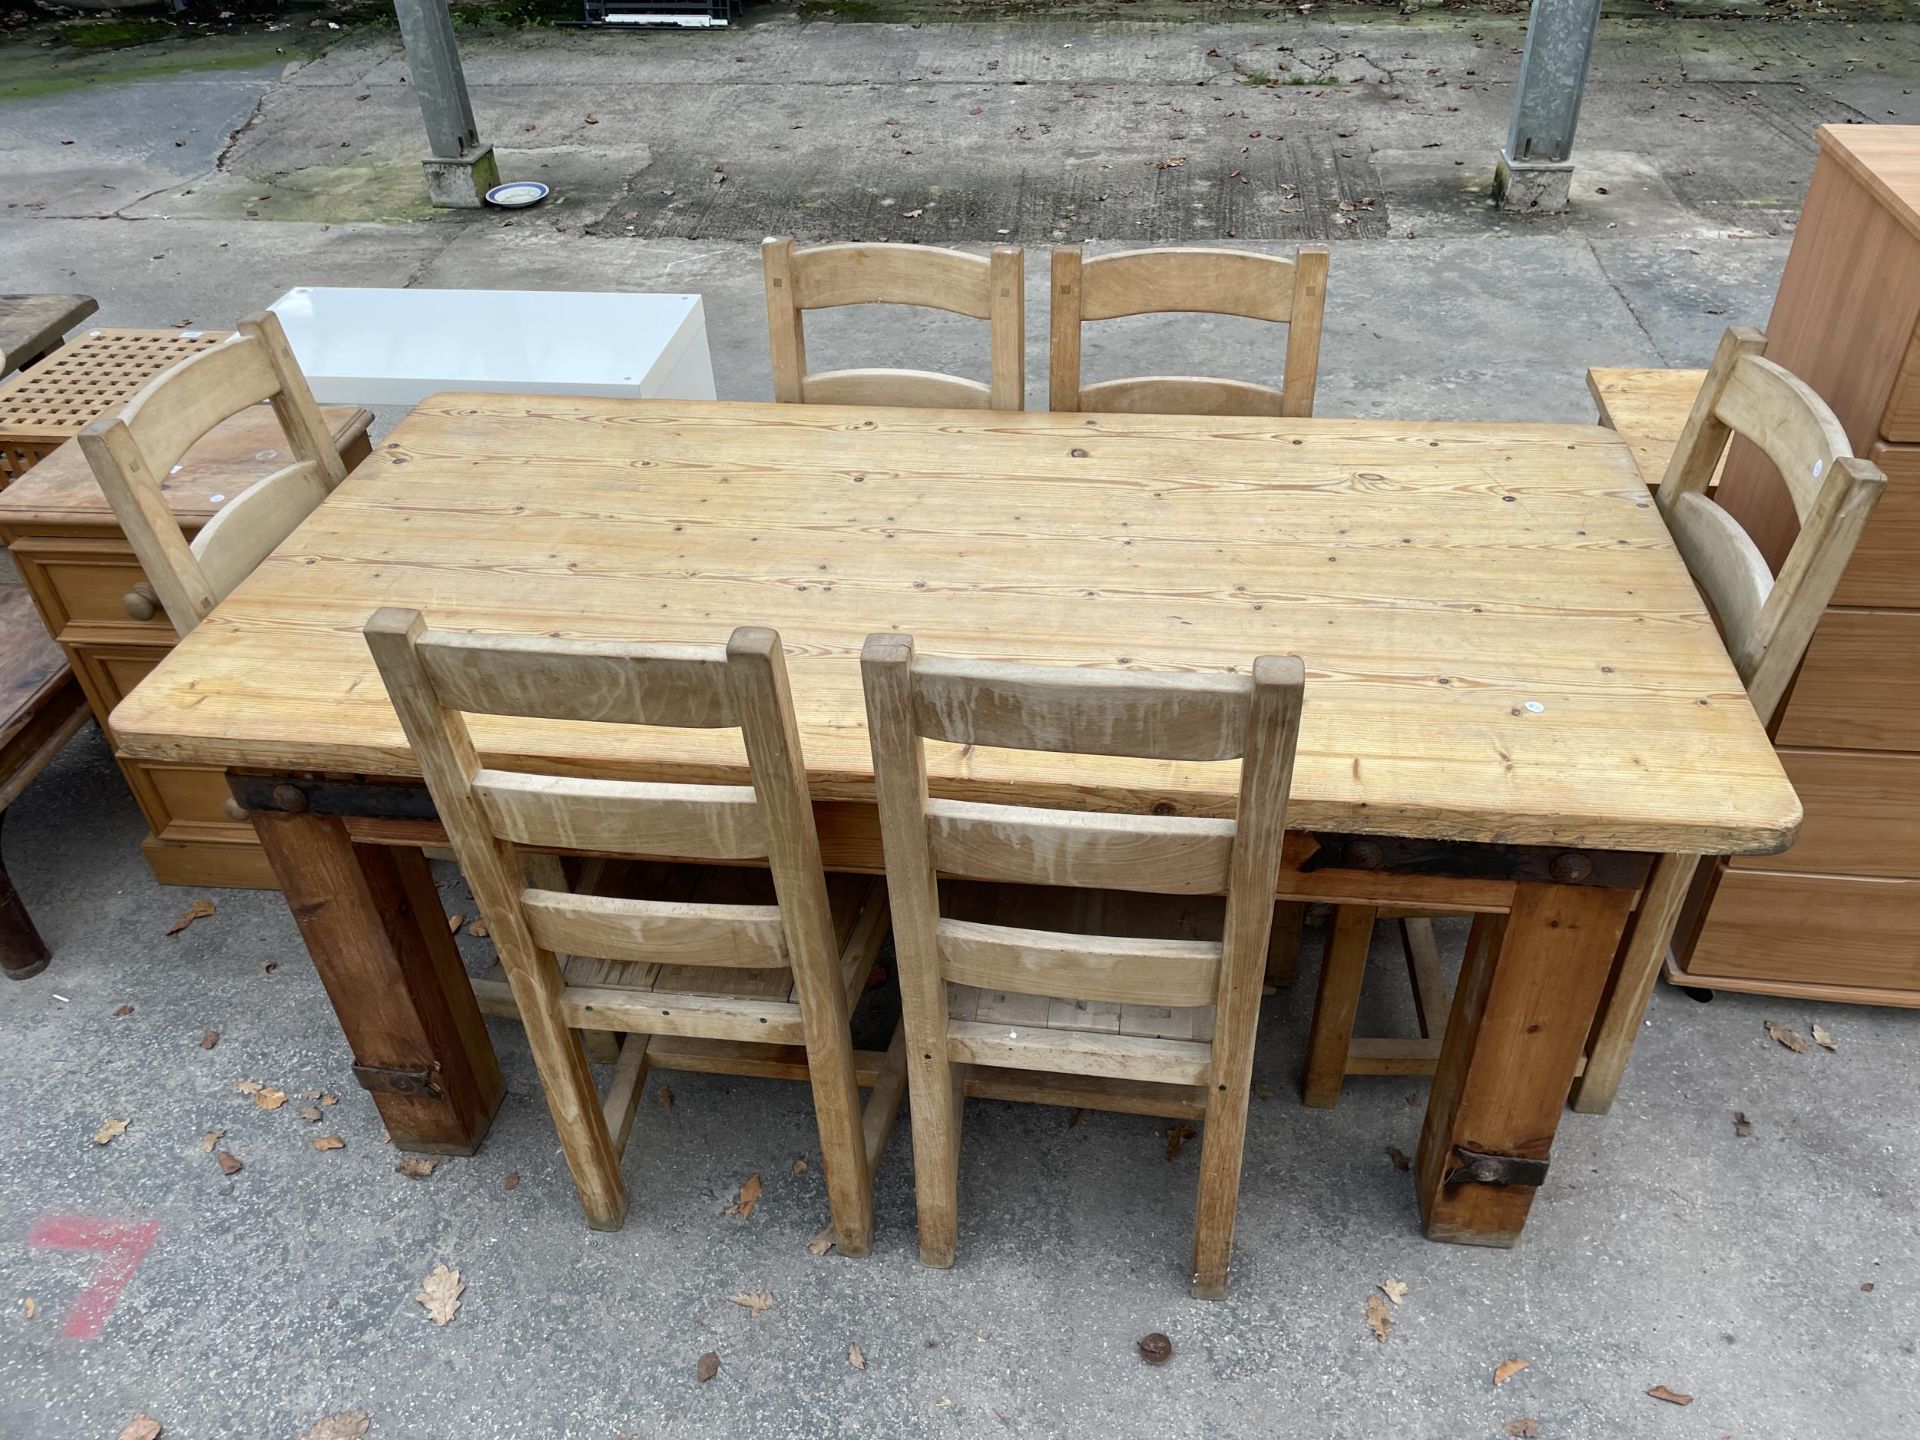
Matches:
[189,460,329,599]
[801,368,992,410]
[118,334,278,476]
[909,654,1253,760]
[523,888,790,970]
[937,917,1222,1008]
[1713,354,1852,525]
[1076,376,1285,418]
[473,771,768,859]
[925,798,1234,894]
[945,1021,1214,1086]
[417,632,736,727]
[1078,247,1300,323]
[790,242,995,316]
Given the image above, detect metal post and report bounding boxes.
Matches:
[392,0,499,208]
[1494,0,1601,214]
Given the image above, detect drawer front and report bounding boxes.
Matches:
[1882,323,1920,443]
[125,757,249,836]
[1684,869,1920,994]
[1734,748,1920,879]
[9,536,176,640]
[1845,443,1920,608]
[69,644,168,735]
[1774,609,1920,752]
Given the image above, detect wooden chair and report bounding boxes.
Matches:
[1303,327,1887,1112]
[77,311,348,637]
[861,635,1304,1298]
[365,612,902,1251]
[762,238,1024,410]
[1049,245,1329,417]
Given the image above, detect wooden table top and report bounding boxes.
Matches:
[1585,367,1713,491]
[0,404,373,537]
[108,396,1800,857]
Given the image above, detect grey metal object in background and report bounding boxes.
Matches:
[1494,0,1603,214]
[392,0,500,207]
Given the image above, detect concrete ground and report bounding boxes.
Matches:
[1,4,1917,1436]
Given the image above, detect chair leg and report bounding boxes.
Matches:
[803,1021,874,1258]
[1399,917,1447,1041]
[599,1033,652,1157]
[0,811,50,981]
[1569,853,1700,1115]
[503,954,628,1230]
[1264,901,1307,987]
[1301,905,1377,1107]
[902,1034,966,1269]
[1190,1040,1261,1299]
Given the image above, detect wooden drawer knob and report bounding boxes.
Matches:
[122,583,160,622]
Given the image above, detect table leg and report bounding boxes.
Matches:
[1415,880,1634,1246]
[0,810,51,980]
[251,807,504,1154]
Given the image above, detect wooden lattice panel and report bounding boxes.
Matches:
[0,329,227,483]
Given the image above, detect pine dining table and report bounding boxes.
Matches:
[107,394,1801,1248]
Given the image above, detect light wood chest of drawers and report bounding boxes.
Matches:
[1675,124,1920,1005]
[0,405,371,889]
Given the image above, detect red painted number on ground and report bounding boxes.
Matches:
[27,1215,162,1339]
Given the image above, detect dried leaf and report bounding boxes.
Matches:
[396,1157,443,1180]
[1764,1019,1808,1053]
[415,1264,463,1326]
[466,920,488,938]
[1156,155,1186,168]
[793,1157,808,1174]
[255,1088,288,1111]
[299,1106,324,1123]
[167,899,215,936]
[199,1129,224,1153]
[199,1030,219,1050]
[1136,1332,1173,1365]
[584,113,599,125]
[234,1078,263,1095]
[295,1412,370,1440]
[805,1226,835,1256]
[312,1135,346,1152]
[968,106,983,115]
[848,1340,866,1371]
[1505,1421,1540,1438]
[1164,1125,1198,1161]
[93,1118,130,1146]
[1647,1385,1692,1406]
[1862,1281,1875,1293]
[1386,1145,1412,1171]
[902,208,924,219]
[119,1418,162,1440]
[503,1171,520,1191]
[113,1004,135,1017]
[320,1094,338,1106]
[1733,1111,1753,1138]
[1812,1023,1836,1051]
[1378,1280,1407,1307]
[726,1173,763,1219]
[446,913,465,933]
[658,1087,673,1111]
[727,1290,774,1318]
[1494,1358,1531,1386]
[22,1297,36,1319]
[216,1150,243,1176]
[1365,1294,1392,1342]
[695,1351,720,1382]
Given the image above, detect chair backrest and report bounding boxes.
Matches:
[1049,245,1329,418]
[1657,326,1888,723]
[762,238,1025,412]
[364,612,845,1008]
[861,636,1303,1033]
[77,310,346,637]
